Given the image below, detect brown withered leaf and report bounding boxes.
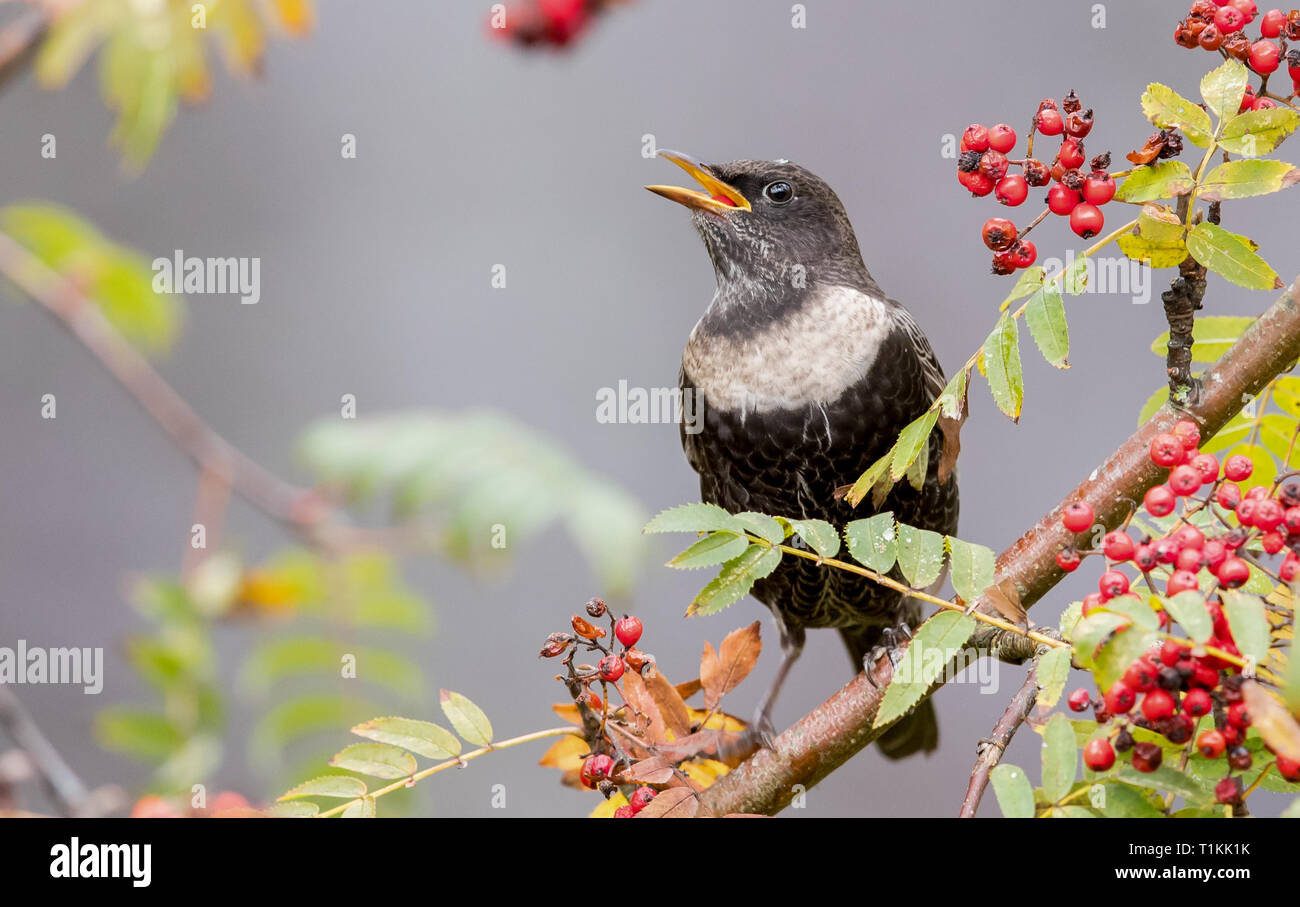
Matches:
[984,577,1028,626]
[634,787,699,818]
[937,395,968,485]
[570,614,605,640]
[621,669,667,742]
[623,755,675,785]
[1242,680,1300,762]
[701,622,763,711]
[675,678,702,701]
[645,669,693,739]
[1126,132,1167,166]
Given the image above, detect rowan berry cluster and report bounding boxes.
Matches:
[1053,421,1299,803]
[959,90,1117,275]
[1174,2,1300,107]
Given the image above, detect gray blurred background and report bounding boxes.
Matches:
[1,0,1295,817]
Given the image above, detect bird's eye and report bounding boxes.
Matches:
[763,181,793,205]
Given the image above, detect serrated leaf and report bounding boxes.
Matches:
[946,536,995,603]
[1002,265,1046,309]
[1219,105,1300,156]
[1036,647,1073,710]
[895,524,946,588]
[340,795,376,818]
[1116,204,1188,268]
[788,519,840,559]
[1219,590,1270,667]
[1099,783,1165,818]
[644,502,739,534]
[1059,601,1084,641]
[1161,590,1213,643]
[843,450,892,509]
[689,544,782,616]
[1071,612,1131,671]
[1149,315,1255,364]
[1104,595,1160,631]
[440,690,493,746]
[1141,82,1213,147]
[668,532,750,569]
[890,411,938,481]
[351,716,460,760]
[844,512,897,574]
[731,512,786,544]
[1024,282,1069,368]
[1200,58,1250,120]
[329,743,417,779]
[1114,161,1195,202]
[279,775,369,801]
[983,313,1023,421]
[1095,625,1158,691]
[1063,255,1090,295]
[1042,713,1079,803]
[1115,765,1214,808]
[874,611,976,729]
[1200,159,1300,202]
[1185,221,1281,290]
[990,763,1035,818]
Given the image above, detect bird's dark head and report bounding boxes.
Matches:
[646,151,872,299]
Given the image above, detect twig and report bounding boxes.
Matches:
[698,275,1300,816]
[0,6,47,95]
[0,686,92,816]
[958,662,1040,818]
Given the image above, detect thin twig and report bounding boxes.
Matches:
[0,686,92,816]
[958,661,1040,817]
[0,6,48,95]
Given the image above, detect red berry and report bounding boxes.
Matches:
[1190,453,1219,484]
[614,615,643,647]
[1066,110,1094,140]
[1202,539,1228,569]
[1175,547,1205,572]
[1160,639,1184,667]
[1254,498,1284,531]
[1277,755,1300,781]
[1216,556,1251,588]
[1144,485,1177,517]
[1105,680,1137,714]
[1230,0,1258,20]
[1185,688,1214,717]
[597,654,625,682]
[1167,570,1200,596]
[1023,159,1051,187]
[1081,592,1105,615]
[1228,745,1253,771]
[1168,464,1202,496]
[1253,96,1279,110]
[1084,737,1116,771]
[1262,530,1286,554]
[994,174,1029,207]
[1284,505,1300,533]
[1228,701,1251,728]
[959,169,995,196]
[1036,108,1064,136]
[1142,688,1177,721]
[1149,433,1184,467]
[991,250,1017,275]
[1261,7,1286,37]
[1250,39,1281,73]
[979,151,1009,181]
[1124,657,1159,693]
[1131,741,1163,773]
[1172,525,1205,550]
[1061,501,1095,533]
[1216,5,1247,32]
[1068,688,1093,712]
[962,124,990,152]
[987,123,1017,153]
[1056,547,1082,572]
[613,804,635,818]
[1058,138,1086,170]
[1069,202,1104,238]
[1215,777,1243,805]
[981,219,1018,254]
[1282,552,1300,582]
[1169,420,1199,450]
[1099,569,1130,599]
[1047,184,1080,215]
[1007,240,1037,269]
[1081,171,1115,206]
[1133,543,1158,571]
[1224,454,1254,482]
[580,753,615,788]
[628,785,657,812]
[1103,531,1135,562]
[1216,482,1243,510]
[1198,728,1228,759]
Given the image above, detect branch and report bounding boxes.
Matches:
[699,275,1300,817]
[0,6,47,96]
[958,661,1040,818]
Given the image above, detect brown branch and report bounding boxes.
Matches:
[958,662,1040,818]
[0,6,47,96]
[699,275,1300,817]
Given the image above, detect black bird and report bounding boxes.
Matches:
[646,151,958,758]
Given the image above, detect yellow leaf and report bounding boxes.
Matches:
[538,734,587,772]
[588,791,628,818]
[272,0,316,36]
[686,708,747,732]
[680,759,731,788]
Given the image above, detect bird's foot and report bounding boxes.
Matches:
[864,623,913,689]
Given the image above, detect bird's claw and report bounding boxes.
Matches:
[863,623,914,686]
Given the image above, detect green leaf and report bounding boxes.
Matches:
[1062,256,1090,295]
[731,512,787,544]
[1185,221,1282,290]
[689,544,782,616]
[1219,590,1271,667]
[1141,82,1213,147]
[668,532,750,569]
[895,524,946,588]
[1024,282,1069,368]
[1070,612,1130,671]
[1002,265,1046,309]
[1149,315,1255,363]
[1042,713,1079,803]
[890,411,938,481]
[1103,595,1160,631]
[1116,204,1188,268]
[341,796,377,818]
[983,313,1023,421]
[1161,590,1213,643]
[350,716,461,760]
[1199,159,1300,201]
[1094,625,1158,691]
[239,637,424,699]
[1059,601,1084,641]
[644,502,739,535]
[1114,161,1195,202]
[990,763,1035,818]
[440,690,493,746]
[279,775,369,801]
[788,519,840,559]
[1099,783,1166,818]
[1219,105,1300,156]
[874,612,976,729]
[843,450,892,509]
[1115,765,1214,808]
[938,369,968,420]
[1201,58,1250,120]
[844,512,897,574]
[1036,646,1073,710]
[93,707,181,761]
[330,743,417,780]
[1138,386,1170,425]
[946,536,995,603]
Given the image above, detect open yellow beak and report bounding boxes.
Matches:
[645,150,751,213]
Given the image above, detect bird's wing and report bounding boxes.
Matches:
[887,301,946,403]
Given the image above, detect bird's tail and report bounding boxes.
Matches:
[838,626,939,760]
